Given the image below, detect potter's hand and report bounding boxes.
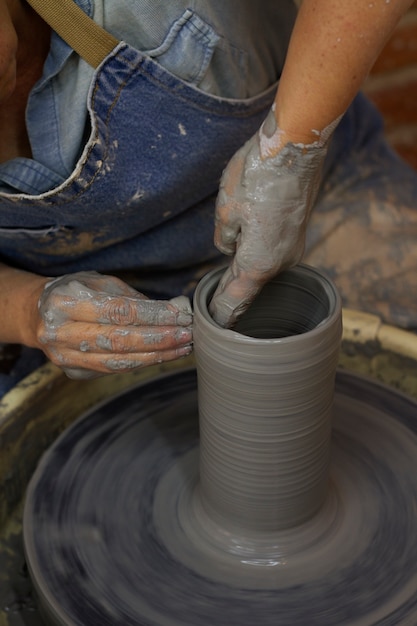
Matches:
[209,109,335,328]
[37,272,193,379]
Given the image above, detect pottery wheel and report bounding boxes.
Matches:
[23,368,417,625]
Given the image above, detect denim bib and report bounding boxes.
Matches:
[0,41,276,299]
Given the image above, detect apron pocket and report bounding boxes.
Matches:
[145,9,220,85]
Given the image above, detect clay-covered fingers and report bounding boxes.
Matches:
[209,259,268,328]
[210,108,333,328]
[49,329,192,378]
[39,272,193,329]
[39,315,193,376]
[44,322,193,356]
[213,148,246,257]
[213,191,241,257]
[42,290,192,328]
[37,271,193,379]
[54,271,140,297]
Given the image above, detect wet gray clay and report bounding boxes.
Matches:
[193,264,342,532]
[23,263,417,623]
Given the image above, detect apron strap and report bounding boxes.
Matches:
[25,0,119,68]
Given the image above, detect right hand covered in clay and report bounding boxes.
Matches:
[209,108,337,328]
[37,272,193,379]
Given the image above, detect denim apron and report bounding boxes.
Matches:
[0,30,277,392]
[0,42,277,297]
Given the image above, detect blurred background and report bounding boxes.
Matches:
[364,0,417,170]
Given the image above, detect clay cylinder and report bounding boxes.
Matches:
[193,264,342,533]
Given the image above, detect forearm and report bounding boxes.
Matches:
[273,0,413,147]
[0,262,48,346]
[211,0,413,326]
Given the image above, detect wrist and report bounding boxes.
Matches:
[258,106,339,161]
[0,264,49,347]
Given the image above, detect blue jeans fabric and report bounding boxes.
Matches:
[0,42,277,300]
[0,2,297,194]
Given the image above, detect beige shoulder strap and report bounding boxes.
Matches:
[26,0,119,68]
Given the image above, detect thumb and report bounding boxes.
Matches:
[209,261,264,328]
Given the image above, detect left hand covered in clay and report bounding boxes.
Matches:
[37,271,193,379]
[209,108,334,328]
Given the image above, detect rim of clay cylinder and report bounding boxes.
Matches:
[194,264,342,346]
